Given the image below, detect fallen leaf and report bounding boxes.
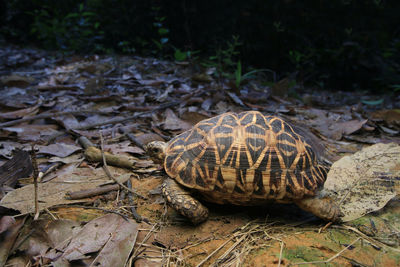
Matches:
[226,92,245,106]
[0,149,33,188]
[61,214,138,266]
[46,220,82,249]
[322,142,400,222]
[332,119,368,137]
[0,217,25,266]
[370,109,400,128]
[104,141,145,155]
[163,109,192,131]
[0,103,40,120]
[0,167,110,214]
[0,74,35,88]
[0,216,15,234]
[3,125,61,142]
[37,143,82,158]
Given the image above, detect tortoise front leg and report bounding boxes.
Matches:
[161,178,209,225]
[294,196,343,222]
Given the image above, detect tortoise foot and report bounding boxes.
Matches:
[162,178,209,225]
[295,196,343,222]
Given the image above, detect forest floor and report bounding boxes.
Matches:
[0,45,400,266]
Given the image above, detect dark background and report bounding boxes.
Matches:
[1,0,399,92]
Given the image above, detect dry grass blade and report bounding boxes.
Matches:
[278,240,284,267]
[195,236,235,267]
[340,225,400,253]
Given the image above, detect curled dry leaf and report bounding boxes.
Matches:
[322,142,400,222]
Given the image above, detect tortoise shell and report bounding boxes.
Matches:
[164,111,327,205]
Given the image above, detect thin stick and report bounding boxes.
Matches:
[31,144,40,220]
[99,132,146,199]
[195,236,235,267]
[277,241,284,267]
[295,237,360,265]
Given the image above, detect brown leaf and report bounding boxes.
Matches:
[0,218,25,266]
[3,125,61,142]
[331,119,368,139]
[61,214,138,265]
[0,166,110,214]
[0,149,33,188]
[0,104,40,120]
[37,143,82,158]
[0,74,35,88]
[104,141,145,155]
[163,109,192,131]
[323,143,400,222]
[370,109,400,127]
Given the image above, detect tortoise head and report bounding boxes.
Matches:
[145,141,167,164]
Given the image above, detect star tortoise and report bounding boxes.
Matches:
[146,111,342,224]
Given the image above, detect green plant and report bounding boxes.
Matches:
[235,61,277,89]
[203,35,242,80]
[29,3,103,52]
[118,41,136,54]
[173,48,200,61]
[151,6,169,54]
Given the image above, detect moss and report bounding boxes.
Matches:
[282,246,327,265]
[328,229,353,245]
[388,253,400,265]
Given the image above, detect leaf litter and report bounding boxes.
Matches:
[0,45,399,266]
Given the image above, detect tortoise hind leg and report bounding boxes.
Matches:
[294,197,343,222]
[161,178,209,225]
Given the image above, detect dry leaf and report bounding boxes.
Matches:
[61,214,138,266]
[163,109,192,131]
[322,142,400,222]
[0,167,110,214]
[37,143,82,158]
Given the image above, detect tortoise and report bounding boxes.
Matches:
[146,111,342,224]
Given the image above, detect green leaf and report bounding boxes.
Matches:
[158,28,169,35]
[235,61,242,88]
[174,49,187,61]
[390,84,400,91]
[361,99,384,105]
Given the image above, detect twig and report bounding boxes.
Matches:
[132,222,160,260]
[99,132,146,200]
[65,184,120,199]
[31,144,40,220]
[277,241,284,267]
[127,179,146,223]
[339,225,400,253]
